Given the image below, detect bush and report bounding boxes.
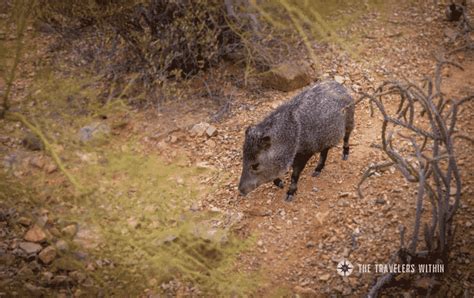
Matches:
[35,0,240,78]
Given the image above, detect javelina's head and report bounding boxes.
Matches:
[238,125,283,196]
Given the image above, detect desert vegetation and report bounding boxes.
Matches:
[0,0,473,296]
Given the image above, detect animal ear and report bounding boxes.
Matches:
[259,135,271,150]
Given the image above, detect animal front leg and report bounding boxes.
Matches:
[286,152,313,202]
[312,148,329,177]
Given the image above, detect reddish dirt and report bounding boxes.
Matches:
[165,3,473,296]
[1,1,473,297]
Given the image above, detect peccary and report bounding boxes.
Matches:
[238,80,354,201]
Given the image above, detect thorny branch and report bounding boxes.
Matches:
[358,60,473,297]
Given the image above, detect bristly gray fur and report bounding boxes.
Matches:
[239,80,355,197]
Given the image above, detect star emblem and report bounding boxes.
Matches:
[337,259,354,277]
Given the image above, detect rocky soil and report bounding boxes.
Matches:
[1,1,473,297]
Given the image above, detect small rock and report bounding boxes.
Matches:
[205,139,216,147]
[30,156,45,169]
[25,283,43,295]
[205,125,218,137]
[196,161,213,169]
[210,206,221,212]
[375,197,386,205]
[55,239,69,253]
[40,271,54,284]
[257,240,264,247]
[465,221,472,228]
[334,75,345,84]
[338,199,349,207]
[19,242,42,254]
[24,225,47,242]
[294,285,317,295]
[22,133,43,151]
[342,248,350,257]
[338,192,350,198]
[414,277,439,290]
[73,226,101,249]
[342,287,352,296]
[39,246,57,264]
[49,227,61,237]
[175,177,184,185]
[320,273,331,281]
[18,216,32,226]
[18,265,34,277]
[168,135,178,143]
[62,224,77,237]
[261,62,311,92]
[78,122,110,143]
[306,241,316,248]
[69,271,86,283]
[45,163,58,174]
[50,275,70,287]
[74,251,88,261]
[127,217,140,229]
[189,122,210,137]
[312,187,319,192]
[189,202,199,212]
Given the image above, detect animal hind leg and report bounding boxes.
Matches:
[285,152,313,202]
[312,148,329,177]
[342,132,351,161]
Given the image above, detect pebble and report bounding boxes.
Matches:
[30,156,45,169]
[205,125,218,137]
[24,225,47,243]
[294,285,317,295]
[320,273,331,281]
[338,192,350,198]
[18,216,32,226]
[39,246,57,264]
[62,224,77,237]
[334,75,345,84]
[19,242,42,254]
[45,163,58,174]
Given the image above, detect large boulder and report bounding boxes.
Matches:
[261,63,312,92]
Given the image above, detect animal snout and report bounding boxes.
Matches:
[238,180,255,196]
[238,184,250,196]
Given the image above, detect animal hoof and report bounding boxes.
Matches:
[273,179,284,188]
[274,179,284,189]
[312,171,321,177]
[285,194,294,202]
[342,153,349,161]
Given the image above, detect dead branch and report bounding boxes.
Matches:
[359,59,472,296]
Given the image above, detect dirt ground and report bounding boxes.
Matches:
[1,1,473,297]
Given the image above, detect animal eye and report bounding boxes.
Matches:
[251,163,259,171]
